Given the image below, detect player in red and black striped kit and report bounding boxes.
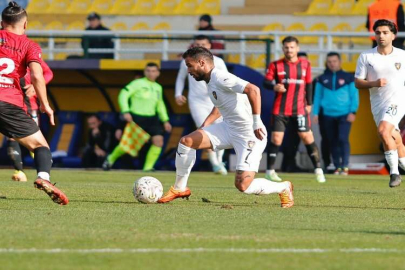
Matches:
[263,36,325,183]
[0,2,68,204]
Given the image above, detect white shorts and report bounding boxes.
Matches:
[202,122,267,172]
[372,103,405,130]
[189,101,222,127]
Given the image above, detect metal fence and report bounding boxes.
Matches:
[26,29,400,73]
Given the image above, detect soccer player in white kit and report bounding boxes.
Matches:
[159,47,294,208]
[175,35,228,175]
[355,19,405,187]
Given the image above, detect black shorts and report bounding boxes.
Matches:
[132,114,164,137]
[0,101,40,138]
[271,114,311,133]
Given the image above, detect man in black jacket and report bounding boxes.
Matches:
[82,114,118,168]
[82,12,114,59]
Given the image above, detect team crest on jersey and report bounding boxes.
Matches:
[339,79,345,85]
[248,141,255,149]
[212,91,217,100]
[395,63,401,70]
[0,38,6,45]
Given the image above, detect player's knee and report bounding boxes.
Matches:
[234,180,248,192]
[180,136,193,147]
[234,173,252,192]
[152,136,164,147]
[378,128,391,142]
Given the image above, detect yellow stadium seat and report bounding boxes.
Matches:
[301,23,328,44]
[196,0,221,15]
[351,0,374,15]
[283,22,306,40]
[26,0,50,14]
[153,0,177,15]
[259,23,284,40]
[67,21,85,31]
[247,54,266,69]
[110,0,135,15]
[227,54,240,64]
[132,0,156,15]
[45,21,66,43]
[111,22,128,31]
[332,23,352,44]
[328,0,355,15]
[175,0,199,15]
[308,54,320,67]
[296,0,332,15]
[29,20,44,30]
[341,53,360,72]
[45,0,70,14]
[89,0,114,15]
[153,22,172,31]
[67,0,92,14]
[351,24,371,46]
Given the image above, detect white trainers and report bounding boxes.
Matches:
[213,163,228,175]
[315,168,326,183]
[265,169,282,182]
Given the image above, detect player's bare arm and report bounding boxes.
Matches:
[243,83,266,140]
[29,62,54,126]
[200,107,221,128]
[355,78,387,89]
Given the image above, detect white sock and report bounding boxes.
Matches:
[216,149,224,164]
[174,143,196,191]
[265,169,275,175]
[243,178,287,195]
[208,151,220,167]
[38,172,50,181]
[399,157,405,171]
[385,150,399,175]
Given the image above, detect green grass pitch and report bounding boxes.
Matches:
[1,169,405,270]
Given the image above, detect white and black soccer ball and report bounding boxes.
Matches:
[133,176,163,204]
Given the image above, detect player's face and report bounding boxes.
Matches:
[185,56,206,81]
[144,67,160,81]
[326,55,341,72]
[282,42,299,60]
[194,39,211,50]
[375,26,395,47]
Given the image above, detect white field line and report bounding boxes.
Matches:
[0,248,403,254]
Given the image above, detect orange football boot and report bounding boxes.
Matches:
[34,178,69,205]
[279,181,294,208]
[158,186,191,203]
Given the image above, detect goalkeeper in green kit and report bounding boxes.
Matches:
[103,63,172,171]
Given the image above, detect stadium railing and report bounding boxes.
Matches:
[26,30,394,73]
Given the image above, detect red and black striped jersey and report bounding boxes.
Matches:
[265,58,312,116]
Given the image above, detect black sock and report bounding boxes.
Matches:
[7,140,23,171]
[34,147,52,175]
[305,142,321,169]
[267,142,280,170]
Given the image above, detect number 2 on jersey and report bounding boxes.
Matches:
[0,58,15,84]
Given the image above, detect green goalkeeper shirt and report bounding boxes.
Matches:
[118,77,169,122]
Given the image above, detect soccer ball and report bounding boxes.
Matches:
[133,176,163,204]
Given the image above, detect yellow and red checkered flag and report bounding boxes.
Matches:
[118,122,150,157]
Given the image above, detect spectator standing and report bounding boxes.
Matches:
[198,14,225,58]
[313,52,359,175]
[82,114,118,168]
[82,12,114,59]
[366,0,405,48]
[103,63,172,171]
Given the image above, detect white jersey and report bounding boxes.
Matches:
[175,56,227,104]
[207,68,252,135]
[355,47,405,115]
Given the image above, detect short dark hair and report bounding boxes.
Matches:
[87,114,101,121]
[282,36,299,45]
[297,52,308,58]
[194,35,211,44]
[145,62,160,70]
[2,1,27,25]
[182,46,214,63]
[326,51,341,60]
[373,19,398,34]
